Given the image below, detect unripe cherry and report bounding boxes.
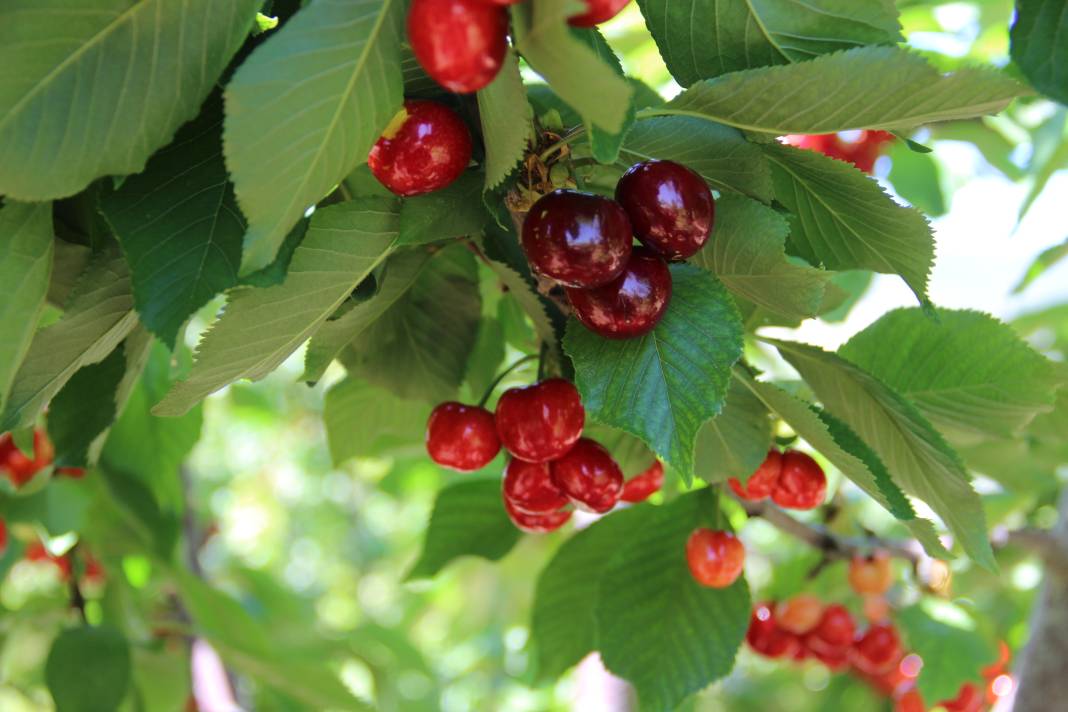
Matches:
[775,594,825,635]
[685,528,745,588]
[849,551,894,595]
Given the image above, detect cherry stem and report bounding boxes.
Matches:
[537,128,588,163]
[477,354,538,408]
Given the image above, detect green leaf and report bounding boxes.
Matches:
[582,423,657,477]
[154,198,398,417]
[224,0,405,272]
[898,601,997,703]
[596,489,750,711]
[636,0,902,85]
[46,626,131,712]
[465,319,507,399]
[766,339,994,569]
[47,345,126,468]
[565,265,744,482]
[839,308,1057,438]
[324,377,431,465]
[0,201,53,411]
[574,28,634,164]
[690,193,830,320]
[619,117,774,202]
[408,478,520,579]
[1010,0,1068,104]
[1013,236,1068,293]
[397,171,488,246]
[887,140,947,217]
[99,94,242,348]
[765,142,934,303]
[477,49,534,189]
[694,377,772,484]
[0,0,258,201]
[664,47,1027,134]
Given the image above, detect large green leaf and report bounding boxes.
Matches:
[324,377,431,465]
[766,339,994,569]
[765,142,934,303]
[0,0,258,200]
[636,0,901,85]
[154,198,398,417]
[565,265,744,482]
[397,171,487,246]
[47,345,126,468]
[596,489,750,712]
[100,95,243,348]
[1010,0,1068,104]
[693,377,773,484]
[663,47,1027,134]
[839,308,1056,438]
[1013,236,1068,293]
[898,601,998,703]
[690,193,830,320]
[0,201,53,411]
[477,49,534,189]
[46,626,131,712]
[225,0,405,272]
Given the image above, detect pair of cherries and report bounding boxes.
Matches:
[0,430,84,488]
[728,447,827,510]
[522,159,715,339]
[407,0,631,95]
[782,131,895,175]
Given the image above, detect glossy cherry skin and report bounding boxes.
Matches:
[776,594,825,635]
[568,0,631,27]
[549,438,623,513]
[522,190,633,288]
[620,460,663,503]
[852,623,903,675]
[728,449,783,501]
[425,402,500,471]
[685,528,745,588]
[495,379,585,463]
[771,449,826,510]
[781,131,894,174]
[407,0,508,93]
[368,100,472,197]
[566,247,671,339]
[502,458,569,514]
[504,498,572,534]
[849,551,894,595]
[746,602,802,659]
[805,604,856,657]
[615,160,715,260]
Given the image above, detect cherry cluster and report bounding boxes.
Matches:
[729,447,827,510]
[0,429,84,488]
[782,131,895,174]
[20,539,105,588]
[522,159,715,338]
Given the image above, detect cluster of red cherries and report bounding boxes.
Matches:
[522,159,716,339]
[783,131,895,174]
[0,429,84,488]
[729,447,828,511]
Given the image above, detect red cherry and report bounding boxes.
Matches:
[83,554,105,584]
[894,687,925,712]
[25,541,71,580]
[615,160,715,260]
[368,100,472,197]
[776,594,825,635]
[853,623,903,675]
[502,458,568,514]
[57,467,86,479]
[407,0,508,93]
[806,604,856,657]
[849,551,894,595]
[425,402,500,471]
[567,0,631,27]
[521,190,633,288]
[495,379,585,463]
[0,430,53,487]
[771,450,826,510]
[685,528,745,588]
[941,683,983,712]
[746,603,802,659]
[727,449,783,501]
[808,643,851,671]
[619,460,663,503]
[0,520,6,555]
[549,438,623,513]
[565,246,671,339]
[504,498,571,534]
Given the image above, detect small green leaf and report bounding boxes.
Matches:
[46,626,131,712]
[47,346,126,468]
[694,377,773,485]
[477,49,534,189]
[465,320,507,399]
[887,141,947,217]
[898,601,998,702]
[1010,0,1068,104]
[324,377,431,466]
[574,28,634,164]
[397,171,488,245]
[1013,236,1068,294]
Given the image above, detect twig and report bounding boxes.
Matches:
[68,574,87,624]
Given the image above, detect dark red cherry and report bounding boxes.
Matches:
[495,379,585,463]
[852,623,903,675]
[502,458,568,514]
[615,160,715,260]
[565,247,671,339]
[425,402,500,471]
[504,498,572,534]
[549,438,623,513]
[568,0,631,27]
[407,0,508,93]
[805,604,856,657]
[521,190,633,288]
[368,100,472,196]
[771,450,826,510]
[619,460,663,503]
[747,603,803,659]
[727,448,782,501]
[686,528,745,588]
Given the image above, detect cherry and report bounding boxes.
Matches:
[809,644,850,671]
[407,0,507,93]
[565,247,671,339]
[521,190,633,288]
[56,467,86,478]
[495,379,585,463]
[894,687,925,712]
[83,554,106,585]
[685,528,745,588]
[863,594,891,623]
[776,594,825,635]
[941,682,983,712]
[805,604,856,657]
[747,603,802,659]
[425,402,500,471]
[849,551,894,595]
[504,498,571,534]
[25,541,72,580]
[852,623,903,675]
[0,520,6,555]
[728,449,783,501]
[549,438,623,513]
[502,458,568,514]
[619,460,663,503]
[368,100,472,197]
[615,160,715,260]
[0,430,53,487]
[771,450,826,510]
[781,131,894,174]
[568,0,631,27]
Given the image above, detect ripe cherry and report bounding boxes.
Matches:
[504,498,572,534]
[894,687,925,712]
[941,682,983,712]
[549,438,623,513]
[521,190,633,288]
[619,460,663,503]
[771,450,826,510]
[565,246,671,339]
[805,604,856,657]
[502,458,568,514]
[0,430,53,487]
[747,603,802,659]
[685,528,745,588]
[776,594,825,635]
[849,551,894,595]
[407,0,507,93]
[495,379,585,463]
[368,100,472,197]
[568,0,631,27]
[425,402,500,471]
[615,160,715,260]
[728,449,783,501]
[782,131,894,174]
[853,623,903,675]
